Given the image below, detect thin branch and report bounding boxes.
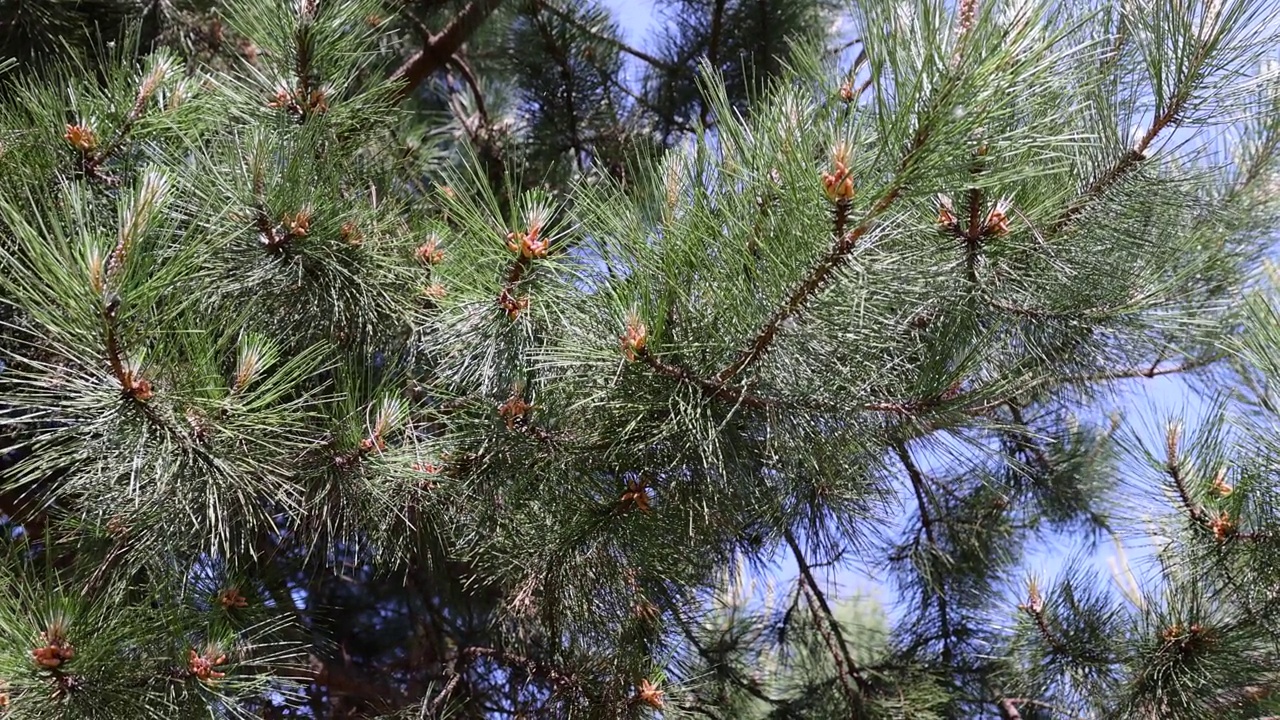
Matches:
[532,11,587,171]
[827,36,863,56]
[702,0,728,127]
[672,613,785,708]
[426,668,465,717]
[1164,424,1206,525]
[997,698,1024,720]
[637,349,769,410]
[448,53,490,125]
[460,647,578,695]
[533,0,673,71]
[391,0,505,103]
[782,529,871,715]
[1076,355,1221,383]
[893,443,955,665]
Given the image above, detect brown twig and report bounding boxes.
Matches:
[426,664,466,717]
[637,349,769,410]
[702,0,728,127]
[532,0,673,71]
[783,529,871,715]
[893,443,955,664]
[997,698,1024,720]
[391,0,505,103]
[1164,423,1207,525]
[1075,355,1220,383]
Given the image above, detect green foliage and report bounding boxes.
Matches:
[0,0,1279,717]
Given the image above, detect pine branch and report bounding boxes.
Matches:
[963,152,985,284]
[893,443,956,665]
[782,528,872,715]
[391,0,505,103]
[1051,41,1211,234]
[1018,581,1070,655]
[715,123,933,385]
[672,612,786,708]
[532,11,586,170]
[460,647,579,695]
[1164,423,1207,525]
[427,660,467,716]
[448,53,489,126]
[636,348,769,410]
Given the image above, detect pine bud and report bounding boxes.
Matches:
[983,199,1012,236]
[498,393,532,429]
[267,87,293,110]
[497,289,529,319]
[415,237,445,265]
[340,221,363,247]
[620,313,648,361]
[936,193,958,230]
[1208,511,1235,542]
[505,223,548,259]
[958,0,978,34]
[618,477,652,513]
[32,625,75,669]
[188,647,227,682]
[217,587,248,610]
[839,79,855,103]
[1019,579,1043,613]
[1211,468,1233,497]
[122,369,155,402]
[634,678,664,709]
[63,124,96,152]
[821,143,855,203]
[282,208,312,238]
[421,283,447,300]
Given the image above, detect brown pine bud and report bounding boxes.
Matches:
[267,88,293,110]
[1019,579,1043,613]
[839,79,855,103]
[64,124,96,152]
[983,199,1012,236]
[497,289,529,319]
[32,626,75,669]
[936,193,958,229]
[618,477,652,514]
[634,678,664,709]
[820,144,855,203]
[340,221,363,247]
[307,89,329,114]
[620,313,648,361]
[421,283,447,300]
[1211,468,1233,497]
[497,393,532,429]
[217,587,248,610]
[415,237,445,265]
[505,223,549,259]
[1208,512,1235,542]
[282,209,312,238]
[188,648,227,682]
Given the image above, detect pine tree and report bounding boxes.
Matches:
[1,0,1280,718]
